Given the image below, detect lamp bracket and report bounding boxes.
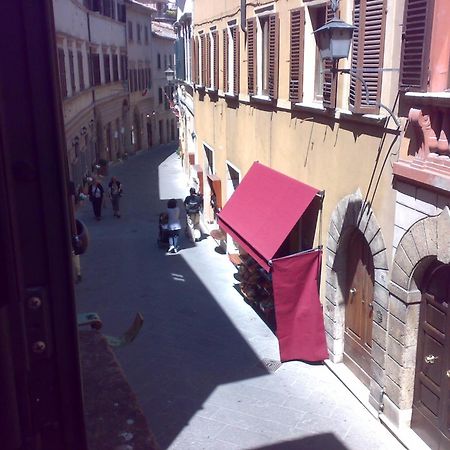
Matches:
[330,0,340,13]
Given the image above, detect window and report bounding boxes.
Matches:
[247,11,279,99]
[164,54,167,69]
[144,26,149,45]
[157,53,161,69]
[158,87,163,104]
[309,6,327,102]
[192,36,199,85]
[68,49,75,94]
[289,8,305,103]
[128,21,133,41]
[77,50,85,91]
[399,0,435,91]
[200,33,206,86]
[349,0,387,114]
[104,53,111,83]
[112,54,119,81]
[223,25,240,95]
[57,48,67,98]
[103,0,112,17]
[137,24,141,44]
[92,53,101,85]
[117,3,126,23]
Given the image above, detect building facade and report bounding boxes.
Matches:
[126,1,156,151]
[187,0,450,449]
[174,0,197,190]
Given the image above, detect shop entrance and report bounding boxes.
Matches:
[343,229,374,387]
[411,264,450,450]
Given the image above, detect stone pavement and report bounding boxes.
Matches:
[75,145,405,450]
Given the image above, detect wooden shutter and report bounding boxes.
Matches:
[289,7,305,103]
[399,0,435,91]
[323,4,338,108]
[104,54,111,83]
[77,51,84,90]
[191,37,197,85]
[247,17,257,96]
[68,50,75,93]
[233,27,240,96]
[349,0,387,114]
[200,34,207,86]
[223,29,228,92]
[268,14,280,99]
[112,54,118,82]
[57,48,67,98]
[206,34,211,87]
[213,31,219,90]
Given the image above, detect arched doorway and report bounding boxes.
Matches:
[344,228,374,386]
[411,263,450,450]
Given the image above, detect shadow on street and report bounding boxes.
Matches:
[75,145,272,448]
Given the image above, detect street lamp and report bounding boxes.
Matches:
[313,18,356,61]
[165,67,175,83]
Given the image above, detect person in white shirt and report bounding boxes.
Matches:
[166,198,181,253]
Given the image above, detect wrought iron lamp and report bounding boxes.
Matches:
[165,67,175,83]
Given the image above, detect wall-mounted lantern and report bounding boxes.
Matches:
[165,67,175,83]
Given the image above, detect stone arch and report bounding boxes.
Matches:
[324,190,389,364]
[383,207,450,424]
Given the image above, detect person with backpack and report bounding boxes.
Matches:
[184,187,203,242]
[108,176,123,218]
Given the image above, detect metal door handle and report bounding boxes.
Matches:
[425,355,439,364]
[349,288,356,294]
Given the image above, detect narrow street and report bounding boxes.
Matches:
[75,145,405,450]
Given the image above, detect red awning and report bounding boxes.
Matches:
[217,162,319,271]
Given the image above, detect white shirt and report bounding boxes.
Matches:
[167,206,181,230]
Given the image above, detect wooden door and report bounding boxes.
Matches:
[344,229,374,386]
[412,264,450,450]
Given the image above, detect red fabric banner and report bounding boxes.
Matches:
[272,249,328,362]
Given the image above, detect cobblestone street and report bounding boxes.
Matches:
[75,145,405,450]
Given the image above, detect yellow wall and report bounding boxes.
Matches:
[193,0,402,267]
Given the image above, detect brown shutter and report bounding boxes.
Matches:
[323,4,338,108]
[233,27,240,96]
[349,0,387,114]
[68,50,75,93]
[289,7,305,103]
[77,51,84,90]
[213,31,219,90]
[247,17,257,96]
[223,29,228,92]
[112,54,118,82]
[268,14,280,99]
[57,48,67,98]
[191,37,197,85]
[206,34,211,87]
[399,0,435,91]
[201,34,207,86]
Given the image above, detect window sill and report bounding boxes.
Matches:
[206,88,218,94]
[250,94,273,105]
[224,92,239,99]
[293,102,327,114]
[337,109,387,125]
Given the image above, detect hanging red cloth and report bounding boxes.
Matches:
[272,249,328,362]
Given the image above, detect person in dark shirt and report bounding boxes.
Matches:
[184,187,203,242]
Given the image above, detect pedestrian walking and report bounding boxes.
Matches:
[88,178,104,221]
[166,198,181,253]
[184,187,203,242]
[108,176,123,218]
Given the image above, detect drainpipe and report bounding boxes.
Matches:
[241,0,246,32]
